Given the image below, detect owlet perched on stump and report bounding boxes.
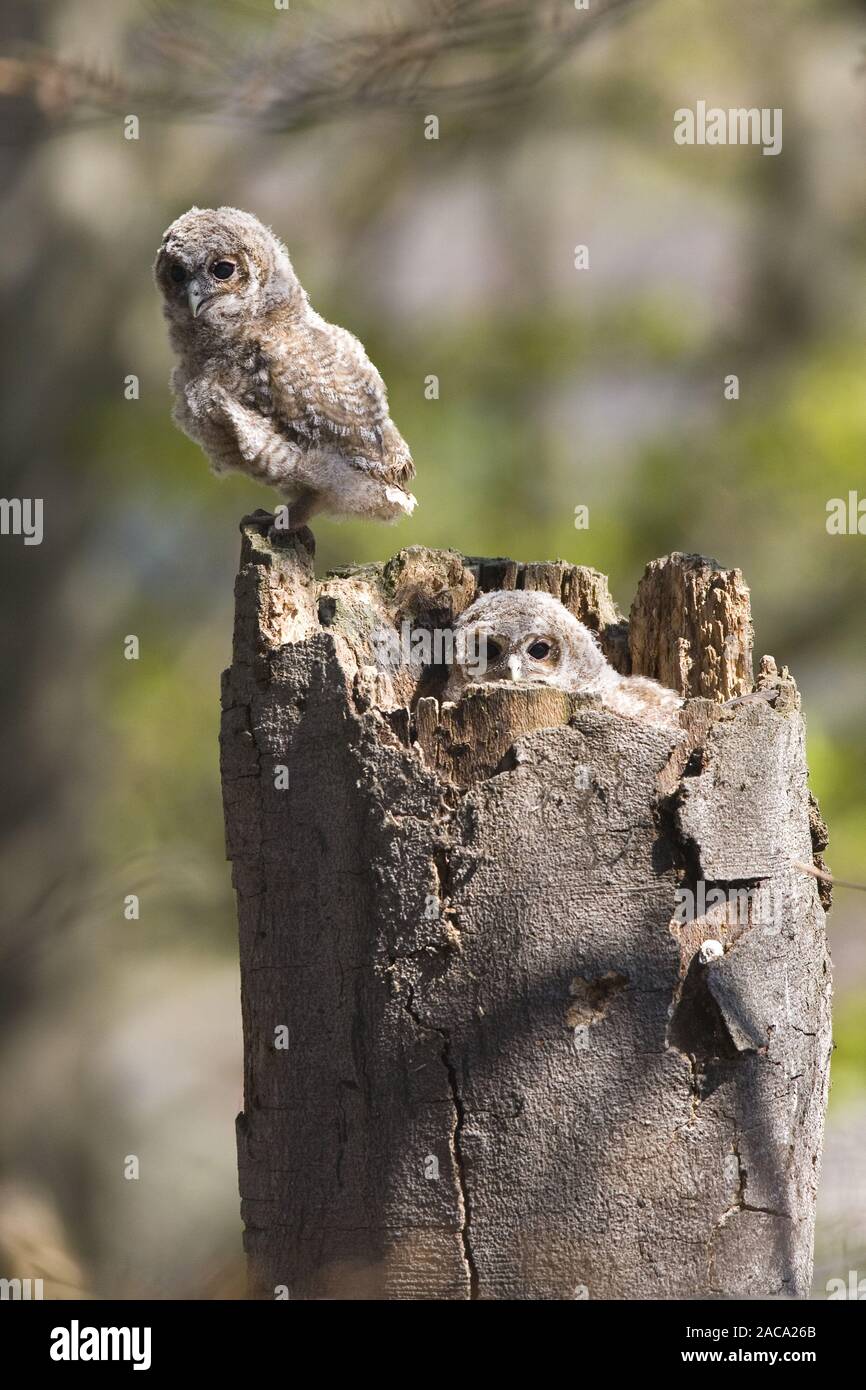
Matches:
[154,206,416,530]
[445,590,683,727]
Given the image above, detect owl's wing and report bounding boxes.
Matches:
[265,316,415,489]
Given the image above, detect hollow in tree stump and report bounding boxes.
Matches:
[220,521,832,1300]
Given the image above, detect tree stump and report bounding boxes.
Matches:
[221,518,832,1300]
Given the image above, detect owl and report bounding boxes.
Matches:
[154,206,416,529]
[444,590,683,727]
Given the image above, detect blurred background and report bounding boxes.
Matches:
[0,0,864,1298]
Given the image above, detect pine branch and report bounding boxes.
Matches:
[0,0,651,136]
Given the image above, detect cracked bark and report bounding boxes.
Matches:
[222,518,832,1300]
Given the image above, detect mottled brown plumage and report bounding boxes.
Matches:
[154,206,416,527]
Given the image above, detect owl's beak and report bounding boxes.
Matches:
[506,655,522,681]
[187,277,214,318]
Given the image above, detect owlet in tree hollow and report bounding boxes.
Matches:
[444,590,683,727]
[154,206,416,529]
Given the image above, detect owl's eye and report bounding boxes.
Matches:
[212,260,236,280]
[169,263,186,284]
[480,637,503,665]
[527,640,552,660]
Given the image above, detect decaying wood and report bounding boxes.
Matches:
[221,516,832,1300]
[629,551,754,700]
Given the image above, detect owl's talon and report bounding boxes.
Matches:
[267,521,316,552]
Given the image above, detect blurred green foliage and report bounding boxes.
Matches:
[1,0,864,1295]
